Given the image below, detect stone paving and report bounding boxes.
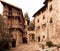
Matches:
[8,42,39,51]
[7,42,60,51]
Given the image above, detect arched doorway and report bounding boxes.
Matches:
[22,37,27,43]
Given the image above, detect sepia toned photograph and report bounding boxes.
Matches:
[0,0,60,51]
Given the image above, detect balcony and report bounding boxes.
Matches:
[8,23,23,29]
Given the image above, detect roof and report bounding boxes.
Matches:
[1,1,22,11]
[32,4,47,17]
[43,0,52,4]
[32,0,48,17]
[43,0,48,4]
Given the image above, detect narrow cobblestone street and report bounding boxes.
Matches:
[8,42,60,51]
[9,42,39,51]
[1,0,60,51]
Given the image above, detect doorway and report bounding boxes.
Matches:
[23,37,27,43]
[12,39,16,47]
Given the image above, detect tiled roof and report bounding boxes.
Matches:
[32,0,48,17]
[33,4,47,17]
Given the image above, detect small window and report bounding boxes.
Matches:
[37,19,39,22]
[27,20,30,25]
[23,25,26,28]
[43,15,45,19]
[43,35,45,38]
[3,11,9,16]
[49,5,52,12]
[50,18,53,23]
[36,26,40,30]
[42,24,46,29]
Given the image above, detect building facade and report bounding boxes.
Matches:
[24,13,36,44]
[23,13,30,43]
[33,5,48,43]
[1,1,24,47]
[27,21,36,43]
[33,0,60,44]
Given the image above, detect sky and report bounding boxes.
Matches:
[0,0,45,21]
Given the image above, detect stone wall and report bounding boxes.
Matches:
[34,0,60,44]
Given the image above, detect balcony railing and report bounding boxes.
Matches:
[8,23,23,29]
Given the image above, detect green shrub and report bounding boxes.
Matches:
[46,41,54,47]
[0,40,10,51]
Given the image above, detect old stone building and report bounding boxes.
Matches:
[1,1,25,47]
[47,0,60,44]
[33,0,60,44]
[24,13,36,44]
[27,21,36,43]
[33,4,48,43]
[23,13,30,43]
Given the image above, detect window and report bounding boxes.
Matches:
[50,18,53,23]
[3,11,9,16]
[9,7,12,16]
[7,19,12,27]
[36,26,40,30]
[23,25,26,28]
[37,19,39,23]
[38,37,40,42]
[42,24,46,29]
[49,5,52,12]
[43,15,45,19]
[9,11,12,16]
[43,35,45,38]
[27,20,30,25]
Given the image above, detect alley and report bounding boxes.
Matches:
[8,42,60,51]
